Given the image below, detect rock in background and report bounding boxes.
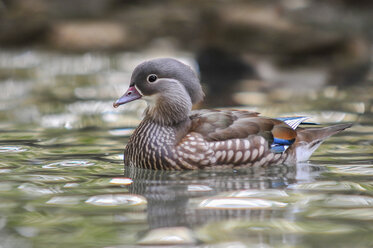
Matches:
[0,0,372,105]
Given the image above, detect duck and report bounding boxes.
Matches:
[113,58,352,170]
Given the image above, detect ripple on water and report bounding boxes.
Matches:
[137,227,196,246]
[24,175,80,183]
[197,219,363,243]
[187,185,213,192]
[46,196,83,205]
[104,154,124,161]
[43,160,95,169]
[14,226,39,238]
[288,181,367,191]
[307,208,373,221]
[109,178,133,185]
[327,164,373,176]
[63,183,80,188]
[320,194,373,208]
[85,194,147,207]
[224,189,289,198]
[18,183,62,196]
[197,197,287,210]
[0,146,27,153]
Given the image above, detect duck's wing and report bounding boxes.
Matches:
[180,110,351,168]
[189,109,297,146]
[168,109,297,168]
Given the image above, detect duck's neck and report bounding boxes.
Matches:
[143,85,192,126]
[125,115,191,169]
[124,84,194,169]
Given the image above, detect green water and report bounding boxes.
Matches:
[0,50,372,248]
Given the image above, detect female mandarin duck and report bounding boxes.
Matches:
[113,58,352,170]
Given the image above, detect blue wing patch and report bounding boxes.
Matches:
[271,138,294,153]
[273,137,295,145]
[271,145,289,153]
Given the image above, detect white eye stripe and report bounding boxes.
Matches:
[134,85,143,96]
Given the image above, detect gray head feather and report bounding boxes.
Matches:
[131,58,204,105]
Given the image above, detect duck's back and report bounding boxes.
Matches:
[189,109,296,142]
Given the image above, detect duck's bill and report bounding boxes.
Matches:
[113,86,143,108]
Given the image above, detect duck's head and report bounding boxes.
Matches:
[113,58,204,125]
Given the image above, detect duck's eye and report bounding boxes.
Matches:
[147,74,158,83]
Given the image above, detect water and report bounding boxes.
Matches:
[0,50,372,248]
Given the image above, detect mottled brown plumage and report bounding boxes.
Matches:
[114,58,352,170]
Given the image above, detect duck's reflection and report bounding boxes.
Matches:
[124,164,320,229]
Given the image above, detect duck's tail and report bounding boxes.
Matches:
[285,123,353,163]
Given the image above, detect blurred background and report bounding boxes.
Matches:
[1,1,373,247]
[1,0,373,106]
